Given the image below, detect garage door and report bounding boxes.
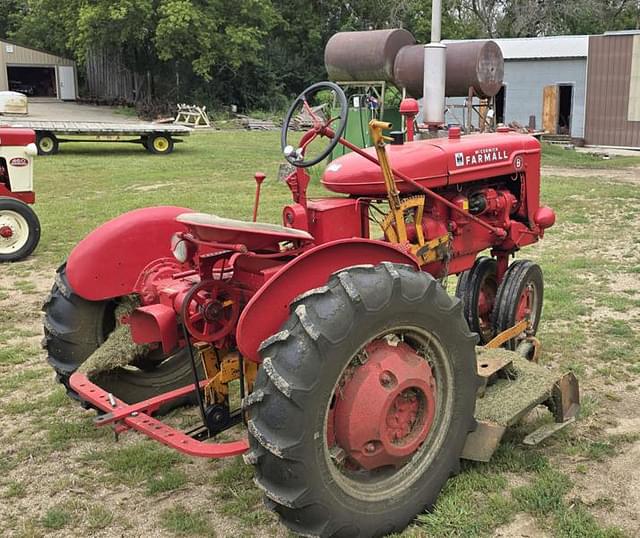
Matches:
[7,66,57,98]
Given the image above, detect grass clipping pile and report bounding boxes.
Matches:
[475,347,558,427]
[78,296,150,376]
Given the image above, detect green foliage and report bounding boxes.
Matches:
[2,1,640,110]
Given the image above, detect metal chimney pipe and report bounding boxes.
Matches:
[423,0,446,126]
[431,0,442,42]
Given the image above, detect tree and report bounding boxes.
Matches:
[0,0,26,41]
[1,0,639,110]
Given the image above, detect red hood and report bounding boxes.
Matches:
[0,128,36,146]
[322,132,540,196]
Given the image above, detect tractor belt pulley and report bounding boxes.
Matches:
[182,280,241,343]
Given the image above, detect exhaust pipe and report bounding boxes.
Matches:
[423,0,446,126]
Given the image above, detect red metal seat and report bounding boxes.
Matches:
[176,212,314,250]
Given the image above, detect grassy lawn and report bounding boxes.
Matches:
[541,141,640,169]
[0,133,639,537]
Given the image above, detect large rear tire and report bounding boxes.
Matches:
[245,263,478,537]
[42,263,200,410]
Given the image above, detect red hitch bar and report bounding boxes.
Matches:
[69,372,248,458]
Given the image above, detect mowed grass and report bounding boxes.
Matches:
[32,131,319,264]
[0,132,638,537]
[541,141,640,168]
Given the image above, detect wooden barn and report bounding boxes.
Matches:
[0,39,77,100]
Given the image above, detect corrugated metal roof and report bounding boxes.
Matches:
[603,30,640,36]
[444,35,589,60]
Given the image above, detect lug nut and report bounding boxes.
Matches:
[379,371,397,388]
[364,442,376,454]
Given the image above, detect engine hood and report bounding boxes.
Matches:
[322,132,540,196]
[322,142,447,195]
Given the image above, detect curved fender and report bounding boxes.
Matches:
[236,238,419,363]
[66,206,192,301]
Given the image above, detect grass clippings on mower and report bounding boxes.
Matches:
[78,324,147,375]
[78,297,148,376]
[475,351,558,427]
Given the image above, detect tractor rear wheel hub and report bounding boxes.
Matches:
[333,339,436,470]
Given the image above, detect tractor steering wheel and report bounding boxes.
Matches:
[281,81,349,168]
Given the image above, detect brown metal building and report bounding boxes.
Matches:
[585,31,640,148]
[0,39,77,100]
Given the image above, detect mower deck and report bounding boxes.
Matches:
[462,347,580,462]
[70,343,579,462]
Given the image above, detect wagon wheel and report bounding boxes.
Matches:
[492,260,544,350]
[182,280,241,343]
[0,197,40,262]
[245,263,478,537]
[36,131,59,156]
[146,133,175,155]
[281,81,349,168]
[456,256,498,343]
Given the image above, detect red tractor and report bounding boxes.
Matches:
[43,83,578,537]
[0,128,40,261]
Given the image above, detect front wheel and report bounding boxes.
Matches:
[456,256,498,344]
[245,263,478,537]
[492,260,544,350]
[0,197,41,262]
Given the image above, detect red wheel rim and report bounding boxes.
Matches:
[515,284,534,323]
[328,337,437,472]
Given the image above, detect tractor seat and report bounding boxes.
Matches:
[176,212,314,250]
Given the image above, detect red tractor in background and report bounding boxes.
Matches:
[0,128,40,261]
[43,82,578,537]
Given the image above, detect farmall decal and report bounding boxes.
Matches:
[454,147,509,167]
[9,157,28,167]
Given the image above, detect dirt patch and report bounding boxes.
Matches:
[124,182,174,192]
[606,417,640,436]
[493,513,550,538]
[567,442,640,535]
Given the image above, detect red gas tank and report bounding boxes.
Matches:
[321,131,540,196]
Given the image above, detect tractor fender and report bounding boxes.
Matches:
[66,206,192,301]
[236,238,419,362]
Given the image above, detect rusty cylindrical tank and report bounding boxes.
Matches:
[325,29,416,83]
[393,41,504,98]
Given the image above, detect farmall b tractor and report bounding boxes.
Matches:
[0,128,40,261]
[43,82,579,537]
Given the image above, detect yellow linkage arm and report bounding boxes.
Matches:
[369,120,409,244]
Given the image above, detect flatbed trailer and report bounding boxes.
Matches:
[0,120,192,156]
